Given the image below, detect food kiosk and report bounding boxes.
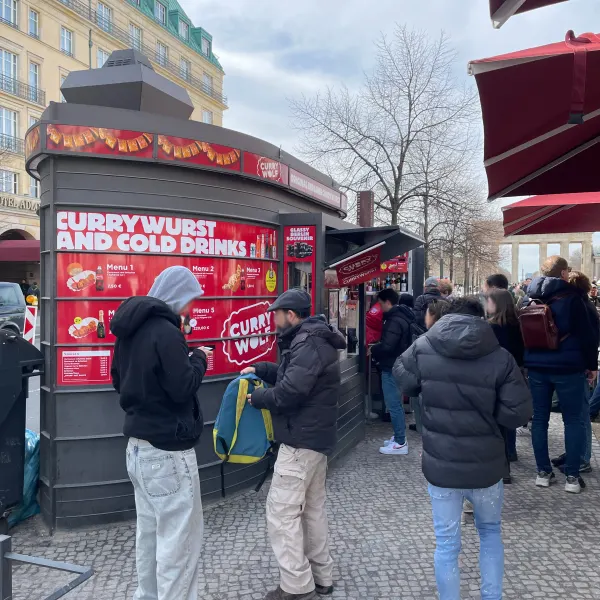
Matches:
[25,50,423,530]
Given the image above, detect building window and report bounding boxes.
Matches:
[29,115,38,127]
[29,176,39,198]
[201,38,210,56]
[180,58,191,81]
[97,2,112,33]
[202,72,213,94]
[129,24,142,51]
[156,42,168,67]
[202,110,213,125]
[179,20,189,41]
[0,0,17,27]
[154,1,166,25]
[61,27,74,57]
[0,49,17,95]
[0,170,18,194]
[60,75,67,102]
[28,9,39,38]
[29,62,40,103]
[97,48,110,68]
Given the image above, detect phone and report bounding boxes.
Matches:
[197,345,215,354]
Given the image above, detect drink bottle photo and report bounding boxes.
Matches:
[95,266,104,292]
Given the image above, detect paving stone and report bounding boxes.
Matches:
[6,414,600,599]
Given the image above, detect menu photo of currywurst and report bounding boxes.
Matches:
[66,262,105,292]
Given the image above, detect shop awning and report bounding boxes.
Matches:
[490,0,568,29]
[0,239,40,262]
[325,226,424,287]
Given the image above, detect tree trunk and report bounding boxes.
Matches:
[449,241,455,282]
[423,194,430,278]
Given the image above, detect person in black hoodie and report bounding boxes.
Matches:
[393,297,532,600]
[110,266,209,600]
[371,287,415,456]
[413,277,442,328]
[525,256,600,494]
[242,288,346,600]
[486,288,525,475]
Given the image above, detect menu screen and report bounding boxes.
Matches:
[56,211,280,386]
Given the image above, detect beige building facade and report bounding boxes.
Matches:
[0,0,226,281]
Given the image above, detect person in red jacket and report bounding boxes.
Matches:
[366,295,383,345]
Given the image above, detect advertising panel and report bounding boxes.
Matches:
[289,169,341,210]
[335,246,383,287]
[25,125,40,159]
[157,135,240,171]
[243,152,289,185]
[46,125,153,158]
[56,211,277,258]
[380,253,409,273]
[284,225,317,312]
[57,254,278,298]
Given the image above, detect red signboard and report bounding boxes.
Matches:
[58,347,113,386]
[56,254,278,298]
[380,253,409,274]
[25,125,40,159]
[284,226,317,313]
[289,169,342,210]
[196,337,278,377]
[157,135,240,171]
[335,246,382,287]
[46,125,154,158]
[56,211,278,258]
[243,152,289,185]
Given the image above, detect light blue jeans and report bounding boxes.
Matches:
[429,481,504,600]
[126,438,203,600]
[381,370,406,444]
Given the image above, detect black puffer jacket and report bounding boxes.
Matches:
[413,288,442,328]
[111,297,207,451]
[371,304,414,371]
[393,314,532,489]
[251,316,347,455]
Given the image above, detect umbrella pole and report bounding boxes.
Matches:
[491,0,528,28]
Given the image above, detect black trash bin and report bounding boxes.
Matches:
[0,329,43,532]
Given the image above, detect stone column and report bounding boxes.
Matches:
[511,242,519,283]
[582,240,593,276]
[539,242,548,273]
[560,241,570,260]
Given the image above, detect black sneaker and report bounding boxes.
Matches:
[264,587,317,600]
[535,471,556,488]
[551,453,566,467]
[558,462,592,474]
[315,584,334,596]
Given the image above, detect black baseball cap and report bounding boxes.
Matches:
[268,288,312,313]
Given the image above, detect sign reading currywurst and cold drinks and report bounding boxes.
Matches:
[56,210,279,386]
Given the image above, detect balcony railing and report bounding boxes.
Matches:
[53,0,228,106]
[0,15,18,30]
[0,74,46,106]
[0,134,24,155]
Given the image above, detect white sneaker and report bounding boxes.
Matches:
[565,476,582,494]
[379,441,408,455]
[383,436,395,447]
[535,471,556,488]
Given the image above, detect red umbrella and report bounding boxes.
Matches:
[470,31,600,200]
[502,193,600,236]
[490,0,569,29]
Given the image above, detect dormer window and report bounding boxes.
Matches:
[179,20,189,41]
[201,37,210,56]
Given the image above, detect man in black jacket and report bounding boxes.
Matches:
[371,287,415,455]
[394,297,532,600]
[111,266,210,600]
[243,289,346,600]
[413,277,442,328]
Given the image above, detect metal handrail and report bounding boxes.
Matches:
[0,73,46,106]
[0,134,24,155]
[54,0,227,106]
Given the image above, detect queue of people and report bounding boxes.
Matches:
[107,255,599,600]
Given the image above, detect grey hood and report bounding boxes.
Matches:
[426,314,499,360]
[147,266,203,315]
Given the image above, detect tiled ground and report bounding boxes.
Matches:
[8,414,600,600]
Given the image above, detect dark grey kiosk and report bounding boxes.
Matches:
[25,50,423,530]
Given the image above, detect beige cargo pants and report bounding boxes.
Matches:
[266,443,334,595]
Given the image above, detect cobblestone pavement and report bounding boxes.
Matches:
[9,414,600,600]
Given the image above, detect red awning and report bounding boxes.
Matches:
[0,239,40,262]
[490,0,568,28]
[502,193,600,236]
[469,31,600,200]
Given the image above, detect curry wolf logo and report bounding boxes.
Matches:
[340,254,378,275]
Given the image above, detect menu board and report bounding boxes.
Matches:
[57,254,278,298]
[157,135,241,171]
[56,211,281,385]
[58,348,113,386]
[57,211,277,258]
[46,125,154,158]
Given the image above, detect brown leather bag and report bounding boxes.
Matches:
[518,294,569,350]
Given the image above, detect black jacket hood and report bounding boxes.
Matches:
[528,276,574,301]
[110,296,180,339]
[426,314,499,360]
[393,304,416,323]
[280,315,347,350]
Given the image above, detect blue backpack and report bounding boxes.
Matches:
[214,375,275,496]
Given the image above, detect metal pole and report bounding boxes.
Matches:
[0,535,12,600]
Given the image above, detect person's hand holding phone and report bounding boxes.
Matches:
[197,346,213,356]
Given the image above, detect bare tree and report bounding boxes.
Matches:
[290,25,478,225]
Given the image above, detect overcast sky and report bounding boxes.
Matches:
[179,0,600,276]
